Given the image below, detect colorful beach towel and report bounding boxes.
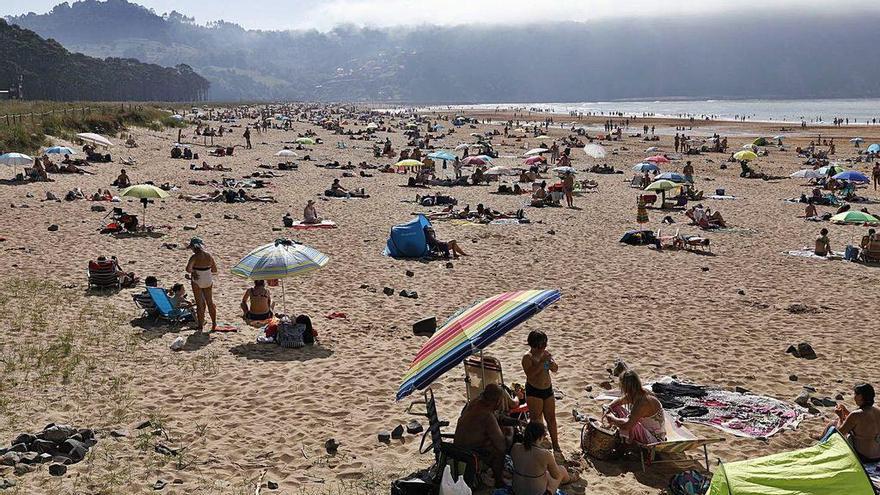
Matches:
[291,220,337,230]
[598,377,806,439]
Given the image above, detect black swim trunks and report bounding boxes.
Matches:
[526,382,554,400]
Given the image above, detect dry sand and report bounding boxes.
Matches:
[0,109,879,494]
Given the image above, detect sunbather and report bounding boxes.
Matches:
[820,383,880,462]
[815,228,831,256]
[453,384,513,488]
[603,370,667,445]
[424,226,467,258]
[179,190,224,202]
[511,422,578,495]
[241,280,274,322]
[113,169,131,188]
[303,199,321,224]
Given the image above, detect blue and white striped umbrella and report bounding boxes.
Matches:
[45,146,76,155]
[231,239,329,280]
[427,150,456,161]
[0,152,34,166]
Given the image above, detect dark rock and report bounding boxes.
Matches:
[267,480,279,490]
[807,404,821,415]
[547,229,556,235]
[7,445,26,454]
[599,380,613,390]
[737,289,745,295]
[68,433,83,443]
[109,430,129,439]
[789,374,798,382]
[0,453,20,466]
[584,385,593,392]
[796,343,817,360]
[11,434,35,447]
[405,270,414,277]
[30,439,55,454]
[785,345,799,357]
[40,425,76,443]
[818,397,837,407]
[809,397,826,407]
[18,452,39,465]
[0,478,16,489]
[47,224,59,231]
[48,463,67,476]
[194,213,202,219]
[13,463,33,476]
[52,456,72,465]
[406,420,423,435]
[90,205,106,212]
[445,262,454,269]
[735,386,751,394]
[324,438,340,455]
[77,429,95,442]
[37,453,53,464]
[391,424,405,439]
[399,290,418,299]
[795,391,810,407]
[61,439,87,463]
[153,479,167,490]
[836,393,845,401]
[154,444,178,457]
[383,287,394,296]
[377,431,391,444]
[701,267,709,272]
[135,420,153,430]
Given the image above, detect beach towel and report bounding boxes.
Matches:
[784,248,842,260]
[291,220,337,230]
[864,461,880,488]
[488,218,525,225]
[212,323,239,332]
[708,195,737,200]
[599,377,806,439]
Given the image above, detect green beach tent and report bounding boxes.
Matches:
[708,432,874,495]
[753,137,769,146]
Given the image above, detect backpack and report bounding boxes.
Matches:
[669,469,710,495]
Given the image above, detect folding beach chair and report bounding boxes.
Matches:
[147,287,192,324]
[463,355,528,421]
[639,411,725,471]
[87,259,120,292]
[407,388,482,488]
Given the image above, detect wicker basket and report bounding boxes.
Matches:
[581,417,620,460]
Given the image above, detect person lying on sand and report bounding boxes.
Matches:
[91,189,114,201]
[819,383,880,462]
[303,200,321,224]
[236,188,276,203]
[453,384,513,488]
[241,280,274,322]
[60,162,94,175]
[191,161,231,172]
[424,226,467,258]
[180,190,224,202]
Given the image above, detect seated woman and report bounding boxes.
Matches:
[30,158,51,181]
[531,182,551,207]
[424,226,468,259]
[241,280,274,322]
[603,370,667,446]
[511,422,578,495]
[815,228,831,256]
[303,200,321,224]
[820,383,880,462]
[804,203,819,218]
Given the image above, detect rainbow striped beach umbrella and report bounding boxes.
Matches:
[396,289,561,401]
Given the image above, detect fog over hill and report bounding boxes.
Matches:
[8,0,880,102]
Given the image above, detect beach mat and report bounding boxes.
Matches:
[291,220,337,230]
[784,248,842,260]
[212,323,240,332]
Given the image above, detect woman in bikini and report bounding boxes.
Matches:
[185,237,218,332]
[511,422,578,495]
[522,330,561,453]
[241,280,274,322]
[604,370,667,446]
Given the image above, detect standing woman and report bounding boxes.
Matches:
[522,330,561,453]
[185,237,218,332]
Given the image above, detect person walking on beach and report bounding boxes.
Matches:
[873,162,880,191]
[185,237,218,332]
[562,172,574,208]
[522,330,562,454]
[243,126,252,149]
[674,133,680,153]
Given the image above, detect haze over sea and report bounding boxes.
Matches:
[415,98,880,124]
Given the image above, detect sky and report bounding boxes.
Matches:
[5,0,880,31]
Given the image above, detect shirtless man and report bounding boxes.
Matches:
[453,384,512,487]
[562,173,575,208]
[815,228,831,256]
[822,383,880,462]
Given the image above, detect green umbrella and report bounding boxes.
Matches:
[295,137,316,145]
[830,211,880,224]
[120,184,169,227]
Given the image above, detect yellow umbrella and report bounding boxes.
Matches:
[733,150,758,162]
[120,184,169,227]
[644,180,681,192]
[395,159,424,168]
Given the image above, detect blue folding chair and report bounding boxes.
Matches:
[147,287,192,324]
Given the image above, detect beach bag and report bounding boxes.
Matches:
[668,469,710,495]
[276,317,305,348]
[845,245,860,262]
[581,418,620,460]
